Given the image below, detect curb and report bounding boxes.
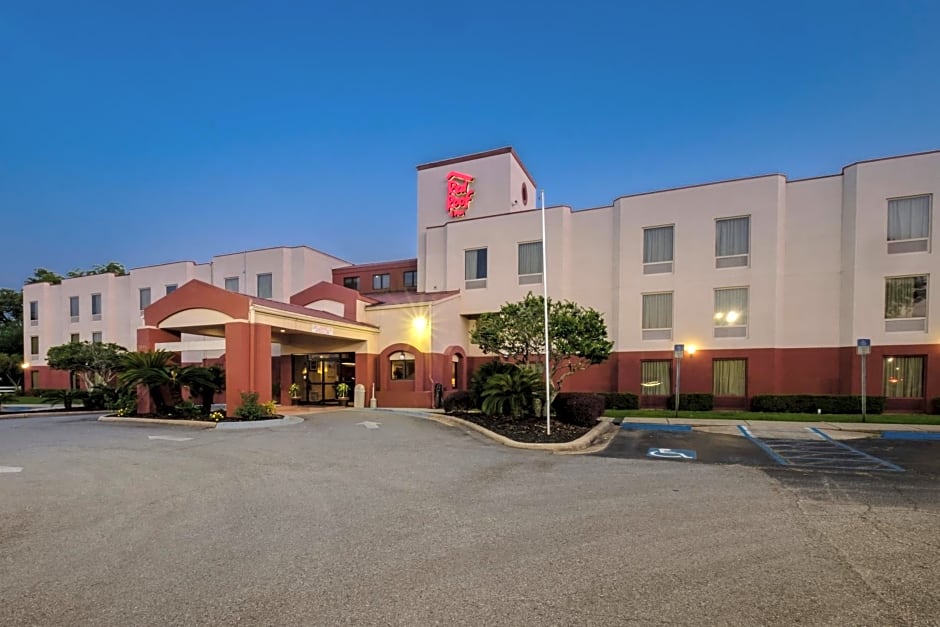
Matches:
[98,416,217,428]
[425,413,619,453]
[215,416,304,430]
[2,410,108,420]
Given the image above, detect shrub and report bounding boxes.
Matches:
[173,400,201,418]
[552,392,606,427]
[470,360,519,408]
[234,392,267,421]
[40,388,87,411]
[750,394,885,415]
[109,388,138,416]
[603,392,638,410]
[442,390,474,413]
[261,400,277,417]
[665,393,714,411]
[84,387,118,411]
[481,367,542,419]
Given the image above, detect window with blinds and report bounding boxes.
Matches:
[641,360,671,396]
[465,248,487,289]
[714,287,748,338]
[642,292,673,340]
[887,195,931,254]
[884,275,928,332]
[518,241,543,285]
[643,225,674,274]
[715,216,750,268]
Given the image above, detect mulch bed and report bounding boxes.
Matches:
[448,412,593,444]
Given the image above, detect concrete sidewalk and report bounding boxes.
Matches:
[612,415,940,433]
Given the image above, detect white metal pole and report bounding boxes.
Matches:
[541,190,551,435]
[860,353,867,423]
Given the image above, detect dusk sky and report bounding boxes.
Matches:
[2,1,938,288]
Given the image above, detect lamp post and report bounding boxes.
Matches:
[673,344,684,418]
[540,190,552,436]
[857,339,870,423]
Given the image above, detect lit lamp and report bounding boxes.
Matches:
[686,345,697,358]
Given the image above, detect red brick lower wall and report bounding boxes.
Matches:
[467,343,940,412]
[23,366,71,391]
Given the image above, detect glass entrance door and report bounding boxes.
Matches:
[293,353,356,405]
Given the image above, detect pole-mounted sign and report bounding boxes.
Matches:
[673,344,684,417]
[857,339,871,422]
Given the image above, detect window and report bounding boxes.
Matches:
[343,276,360,290]
[885,275,928,332]
[257,273,273,299]
[30,370,39,390]
[372,274,390,290]
[714,287,748,338]
[224,277,239,292]
[139,287,151,310]
[29,301,38,326]
[390,351,416,380]
[70,333,80,343]
[518,241,543,284]
[713,359,747,396]
[465,248,487,288]
[30,336,39,355]
[642,292,673,340]
[640,360,671,395]
[643,226,674,274]
[92,331,102,344]
[887,195,931,254]
[165,284,178,295]
[403,270,417,288]
[69,296,79,322]
[91,293,102,320]
[883,356,925,398]
[715,216,750,268]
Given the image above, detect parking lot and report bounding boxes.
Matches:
[2,411,939,626]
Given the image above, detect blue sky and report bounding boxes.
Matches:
[2,0,938,287]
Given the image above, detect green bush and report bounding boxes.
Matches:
[665,393,714,411]
[40,388,87,411]
[602,392,638,410]
[84,387,118,411]
[552,392,606,427]
[173,400,201,418]
[442,390,474,413]
[234,391,268,421]
[481,367,542,419]
[470,361,519,408]
[750,394,885,415]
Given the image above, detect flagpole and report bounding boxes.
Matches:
[540,190,551,436]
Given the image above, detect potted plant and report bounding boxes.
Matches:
[336,382,351,407]
[288,382,302,405]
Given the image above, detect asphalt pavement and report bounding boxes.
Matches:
[1,411,938,626]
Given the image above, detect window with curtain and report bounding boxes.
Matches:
[641,360,671,395]
[139,287,151,310]
[518,241,543,276]
[30,336,39,355]
[713,359,746,396]
[224,277,239,292]
[884,276,928,319]
[257,273,273,299]
[465,248,488,280]
[714,287,748,326]
[69,296,79,318]
[91,293,102,316]
[882,356,924,398]
[92,332,102,344]
[716,217,750,257]
[70,333,80,343]
[887,195,931,241]
[643,226,674,263]
[29,301,38,322]
[642,293,673,330]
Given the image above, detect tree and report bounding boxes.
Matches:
[118,351,220,415]
[470,292,614,396]
[186,365,225,415]
[66,262,128,278]
[0,353,23,389]
[0,288,23,357]
[46,341,127,390]
[24,268,64,285]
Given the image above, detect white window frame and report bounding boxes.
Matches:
[92,331,102,344]
[517,240,543,285]
[465,247,488,289]
[139,287,151,311]
[69,296,80,323]
[30,335,39,356]
[641,292,673,341]
[165,284,178,295]
[29,300,39,326]
[715,215,750,268]
[884,274,929,333]
[886,194,932,254]
[714,286,749,338]
[91,293,102,321]
[256,273,273,299]
[642,224,675,274]
[224,276,240,292]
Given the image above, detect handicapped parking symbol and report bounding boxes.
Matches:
[647,447,697,461]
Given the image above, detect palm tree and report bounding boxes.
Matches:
[118,350,176,414]
[182,365,225,415]
[481,367,543,419]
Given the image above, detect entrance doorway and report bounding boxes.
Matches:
[292,353,356,404]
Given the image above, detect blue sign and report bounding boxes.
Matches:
[857,338,871,347]
[674,344,684,352]
[647,447,697,460]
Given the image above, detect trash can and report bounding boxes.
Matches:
[353,384,366,409]
[434,383,444,409]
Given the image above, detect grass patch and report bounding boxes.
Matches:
[604,409,940,425]
[4,396,45,404]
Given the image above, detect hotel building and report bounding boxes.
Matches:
[22,147,940,411]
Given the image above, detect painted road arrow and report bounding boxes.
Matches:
[0,466,24,473]
[356,421,382,430]
[148,435,193,442]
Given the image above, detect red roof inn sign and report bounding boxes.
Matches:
[446,171,475,218]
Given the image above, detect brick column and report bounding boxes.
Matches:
[224,322,272,411]
[135,327,181,414]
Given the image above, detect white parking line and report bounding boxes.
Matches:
[0,466,24,473]
[148,435,193,442]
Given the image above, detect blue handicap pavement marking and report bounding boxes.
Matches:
[881,431,940,441]
[621,423,692,432]
[647,447,697,460]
